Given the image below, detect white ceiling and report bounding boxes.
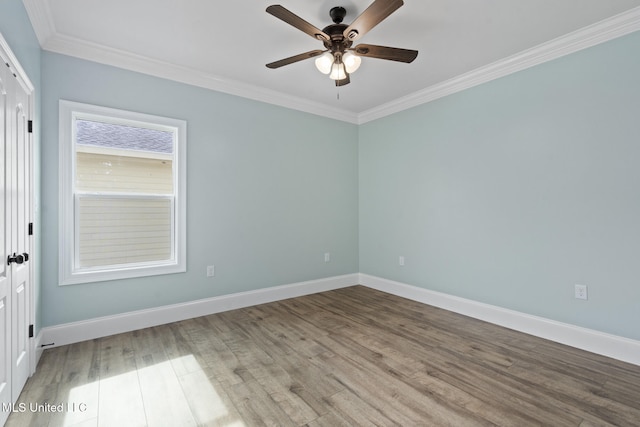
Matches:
[23,0,640,123]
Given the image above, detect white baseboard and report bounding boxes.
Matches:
[40,273,358,348]
[359,273,640,366]
[39,272,640,367]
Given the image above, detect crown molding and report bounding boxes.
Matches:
[22,1,640,124]
[358,6,640,124]
[40,34,359,124]
[21,0,56,46]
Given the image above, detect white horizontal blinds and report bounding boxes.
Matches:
[74,117,175,270]
[76,153,173,194]
[77,196,172,268]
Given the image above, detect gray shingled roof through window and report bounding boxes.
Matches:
[76,119,173,154]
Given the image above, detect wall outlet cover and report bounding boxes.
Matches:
[574,284,588,300]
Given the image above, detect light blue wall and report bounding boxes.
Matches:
[0,0,40,79]
[0,0,42,332]
[359,31,640,340]
[4,0,639,341]
[41,52,359,327]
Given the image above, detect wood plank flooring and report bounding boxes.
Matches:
[6,286,640,426]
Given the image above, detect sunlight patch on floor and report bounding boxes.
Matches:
[62,354,245,426]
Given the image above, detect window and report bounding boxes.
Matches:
[59,100,186,285]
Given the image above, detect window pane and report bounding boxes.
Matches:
[76,152,173,194]
[60,100,186,285]
[76,119,173,153]
[77,196,172,269]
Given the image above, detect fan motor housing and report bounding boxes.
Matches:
[322,23,352,52]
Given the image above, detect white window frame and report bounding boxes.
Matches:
[59,100,187,285]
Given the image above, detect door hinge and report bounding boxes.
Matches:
[29,222,33,236]
[28,120,33,133]
[29,324,34,338]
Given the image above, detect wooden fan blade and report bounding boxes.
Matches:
[266,5,330,41]
[343,0,404,41]
[354,44,418,63]
[266,50,325,69]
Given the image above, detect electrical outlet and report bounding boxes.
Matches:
[206,265,215,277]
[324,252,331,262]
[399,256,405,266]
[574,284,588,300]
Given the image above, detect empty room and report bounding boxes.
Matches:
[1,0,640,425]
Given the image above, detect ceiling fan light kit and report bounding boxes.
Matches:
[266,0,418,87]
[342,51,362,73]
[330,61,348,81]
[315,52,334,74]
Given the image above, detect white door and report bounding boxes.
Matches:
[0,37,33,425]
[10,72,31,399]
[0,51,13,421]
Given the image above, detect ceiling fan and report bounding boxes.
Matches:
[266,0,418,86]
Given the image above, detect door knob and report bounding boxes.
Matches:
[7,253,26,265]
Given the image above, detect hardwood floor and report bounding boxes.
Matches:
[6,286,640,426]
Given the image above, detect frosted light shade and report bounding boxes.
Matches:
[329,62,347,80]
[315,52,333,74]
[343,51,362,74]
